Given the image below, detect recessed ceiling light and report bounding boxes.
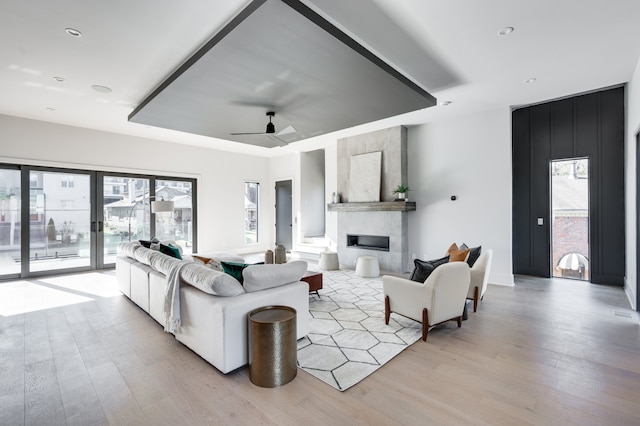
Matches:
[91,85,112,93]
[498,27,514,36]
[442,101,452,106]
[45,107,55,111]
[524,78,537,83]
[53,76,65,83]
[65,28,82,37]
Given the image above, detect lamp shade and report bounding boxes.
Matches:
[151,199,174,213]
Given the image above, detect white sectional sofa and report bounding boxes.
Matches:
[116,242,309,374]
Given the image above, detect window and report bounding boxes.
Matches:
[244,182,259,244]
[154,179,195,254]
[61,177,74,188]
[0,165,197,277]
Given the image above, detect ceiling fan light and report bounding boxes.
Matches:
[266,122,275,133]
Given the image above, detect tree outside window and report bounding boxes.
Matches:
[244,182,258,244]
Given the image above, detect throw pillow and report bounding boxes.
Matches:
[448,248,470,262]
[193,255,213,265]
[446,242,458,255]
[159,243,182,260]
[139,239,152,248]
[410,255,450,283]
[221,261,264,284]
[242,260,308,293]
[446,242,469,262]
[460,243,482,267]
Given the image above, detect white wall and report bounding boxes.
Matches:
[625,58,640,311]
[324,141,338,250]
[299,150,325,238]
[407,107,514,286]
[0,114,272,255]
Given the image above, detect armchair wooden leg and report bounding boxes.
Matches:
[473,286,479,312]
[384,295,390,325]
[456,316,462,327]
[422,308,429,341]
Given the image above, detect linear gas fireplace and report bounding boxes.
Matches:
[347,234,390,252]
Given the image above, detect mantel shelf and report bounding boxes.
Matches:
[327,201,416,212]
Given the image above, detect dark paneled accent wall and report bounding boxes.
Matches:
[512,86,625,285]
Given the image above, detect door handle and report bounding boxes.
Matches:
[98,221,103,232]
[91,221,96,232]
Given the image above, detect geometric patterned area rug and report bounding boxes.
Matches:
[297,269,422,391]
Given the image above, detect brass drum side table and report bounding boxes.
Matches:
[248,305,297,387]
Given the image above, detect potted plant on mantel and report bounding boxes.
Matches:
[392,185,410,201]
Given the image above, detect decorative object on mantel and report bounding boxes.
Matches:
[348,151,382,202]
[332,192,341,204]
[274,244,287,264]
[392,184,410,201]
[264,249,274,264]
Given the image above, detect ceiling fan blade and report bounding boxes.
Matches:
[269,134,290,147]
[276,124,296,136]
[230,132,267,135]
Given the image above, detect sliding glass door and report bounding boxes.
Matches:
[0,167,21,279]
[102,176,151,265]
[155,178,194,255]
[0,164,197,278]
[27,169,94,274]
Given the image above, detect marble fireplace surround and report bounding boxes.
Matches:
[332,126,412,273]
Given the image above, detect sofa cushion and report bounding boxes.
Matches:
[410,256,450,283]
[150,252,183,275]
[179,263,245,296]
[242,261,307,293]
[119,241,142,258]
[134,247,164,266]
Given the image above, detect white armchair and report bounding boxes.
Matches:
[467,249,493,312]
[382,262,470,341]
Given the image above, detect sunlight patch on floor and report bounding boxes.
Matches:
[0,271,120,316]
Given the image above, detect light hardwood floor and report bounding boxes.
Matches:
[1,271,639,425]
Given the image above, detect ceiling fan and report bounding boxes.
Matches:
[230,111,296,138]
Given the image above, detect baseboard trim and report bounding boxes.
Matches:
[489,273,515,287]
[624,279,637,312]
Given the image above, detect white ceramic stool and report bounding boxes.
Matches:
[318,251,339,270]
[355,255,380,278]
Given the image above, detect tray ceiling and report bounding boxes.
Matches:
[128,0,436,148]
